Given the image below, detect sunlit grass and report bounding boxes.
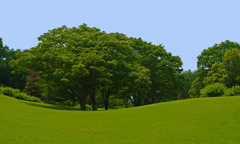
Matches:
[0,94,240,143]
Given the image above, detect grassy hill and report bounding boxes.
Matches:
[0,94,240,144]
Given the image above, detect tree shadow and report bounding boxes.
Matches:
[21,101,105,111]
[22,102,82,111]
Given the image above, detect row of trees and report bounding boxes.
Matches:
[5,24,238,110]
[0,38,28,91]
[9,24,184,110]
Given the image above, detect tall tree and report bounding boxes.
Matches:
[23,69,42,98]
[129,37,184,102]
[10,24,148,110]
[96,33,148,110]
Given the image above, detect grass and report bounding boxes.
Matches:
[0,94,240,143]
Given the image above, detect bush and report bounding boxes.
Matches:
[232,85,240,96]
[1,86,42,103]
[15,93,41,102]
[2,87,15,97]
[0,87,4,94]
[200,83,227,97]
[224,88,235,96]
[224,85,240,96]
[32,97,42,103]
[12,89,21,95]
[109,98,124,107]
[63,100,73,106]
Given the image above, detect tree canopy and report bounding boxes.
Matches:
[189,40,240,98]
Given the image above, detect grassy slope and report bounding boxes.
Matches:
[0,95,240,144]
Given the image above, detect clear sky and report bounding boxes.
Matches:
[1,0,240,71]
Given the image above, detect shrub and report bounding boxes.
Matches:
[224,88,235,96]
[2,87,15,97]
[12,89,21,95]
[15,93,41,103]
[0,86,42,103]
[63,100,73,106]
[15,93,27,100]
[232,85,240,96]
[200,83,227,97]
[32,97,42,103]
[109,98,124,107]
[0,87,3,94]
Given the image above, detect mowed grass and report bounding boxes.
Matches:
[0,95,240,144]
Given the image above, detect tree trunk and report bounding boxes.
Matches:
[90,88,97,110]
[132,94,142,107]
[72,96,75,107]
[78,96,87,110]
[104,98,109,110]
[80,100,87,110]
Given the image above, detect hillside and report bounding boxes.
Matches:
[0,94,240,143]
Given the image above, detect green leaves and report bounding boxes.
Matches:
[190,40,240,97]
[200,83,226,97]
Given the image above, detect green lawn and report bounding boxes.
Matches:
[0,94,240,144]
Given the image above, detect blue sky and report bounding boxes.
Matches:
[1,0,240,71]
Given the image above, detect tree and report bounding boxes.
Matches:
[10,24,148,110]
[203,48,240,88]
[129,37,184,103]
[189,40,240,97]
[179,70,198,99]
[118,65,151,107]
[23,69,42,98]
[10,25,107,110]
[96,33,149,110]
[0,37,28,91]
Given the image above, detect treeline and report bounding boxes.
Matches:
[2,24,239,110]
[179,40,240,99]
[7,24,184,110]
[0,38,28,91]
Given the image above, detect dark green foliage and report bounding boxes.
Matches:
[108,96,124,108]
[180,70,199,99]
[200,83,227,97]
[0,37,28,91]
[63,100,73,106]
[23,70,42,98]
[129,37,184,102]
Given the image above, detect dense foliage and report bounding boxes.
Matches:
[189,40,240,98]
[200,83,226,97]
[9,24,184,110]
[3,24,240,110]
[0,38,28,91]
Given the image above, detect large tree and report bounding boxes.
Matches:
[10,24,148,110]
[129,37,184,103]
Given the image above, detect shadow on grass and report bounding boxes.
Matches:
[21,101,105,111]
